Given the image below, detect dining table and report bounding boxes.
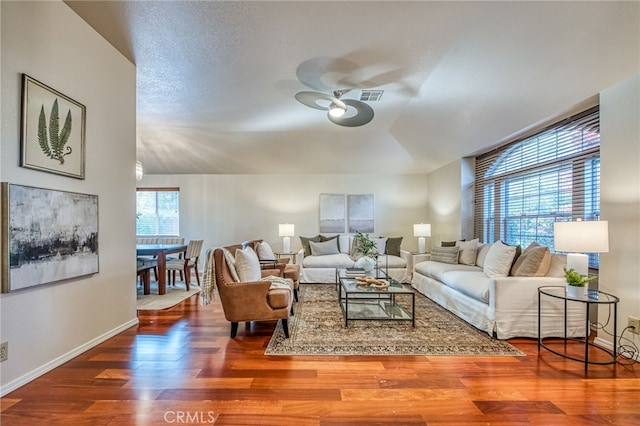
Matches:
[136,243,187,295]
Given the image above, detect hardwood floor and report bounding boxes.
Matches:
[2,288,640,425]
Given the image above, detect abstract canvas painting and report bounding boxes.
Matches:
[348,194,374,233]
[1,183,99,292]
[319,193,345,233]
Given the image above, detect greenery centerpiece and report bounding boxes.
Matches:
[353,232,379,272]
[564,268,597,298]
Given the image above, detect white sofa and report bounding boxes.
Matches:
[296,234,409,283]
[411,241,587,339]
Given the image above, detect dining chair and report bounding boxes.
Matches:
[166,239,204,290]
[136,237,159,280]
[160,237,186,267]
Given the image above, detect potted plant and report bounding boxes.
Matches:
[353,232,379,272]
[564,268,597,299]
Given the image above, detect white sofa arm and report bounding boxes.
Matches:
[296,249,305,268]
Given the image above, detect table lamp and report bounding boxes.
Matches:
[413,223,431,254]
[279,223,295,253]
[553,220,609,277]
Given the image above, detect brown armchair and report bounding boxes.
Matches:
[213,248,293,338]
[245,239,300,302]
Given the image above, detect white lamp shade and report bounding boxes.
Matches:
[278,223,295,237]
[413,223,431,237]
[554,220,609,253]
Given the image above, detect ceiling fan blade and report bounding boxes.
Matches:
[327,100,374,127]
[295,91,333,110]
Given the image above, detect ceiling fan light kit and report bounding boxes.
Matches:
[295,89,375,127]
[328,102,346,117]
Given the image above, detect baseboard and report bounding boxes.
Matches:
[593,336,640,362]
[0,317,139,397]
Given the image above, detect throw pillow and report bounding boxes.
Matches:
[430,246,460,264]
[510,242,551,277]
[475,243,492,268]
[309,239,340,256]
[256,241,276,260]
[234,247,262,282]
[483,240,517,278]
[375,237,388,256]
[456,238,479,266]
[441,241,457,247]
[222,248,240,282]
[320,234,340,251]
[385,237,403,257]
[300,235,321,257]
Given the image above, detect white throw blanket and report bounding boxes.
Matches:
[201,247,217,305]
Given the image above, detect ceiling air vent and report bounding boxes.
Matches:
[360,90,384,102]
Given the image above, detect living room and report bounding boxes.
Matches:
[1,1,639,423]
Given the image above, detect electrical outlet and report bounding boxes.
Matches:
[628,316,640,335]
[0,341,7,362]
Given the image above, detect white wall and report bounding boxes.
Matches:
[138,174,429,255]
[425,160,463,249]
[599,74,640,354]
[0,1,137,394]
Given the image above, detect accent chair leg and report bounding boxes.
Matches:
[230,322,238,338]
[290,305,294,316]
[294,288,299,302]
[282,318,289,339]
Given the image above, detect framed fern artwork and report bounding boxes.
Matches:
[20,74,86,179]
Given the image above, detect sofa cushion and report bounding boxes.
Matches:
[310,239,340,256]
[430,246,459,264]
[302,253,355,268]
[300,235,321,256]
[235,247,261,282]
[414,260,482,282]
[256,241,276,260]
[546,253,567,277]
[374,237,388,256]
[385,237,403,257]
[456,238,479,265]
[510,242,551,277]
[377,254,407,269]
[475,243,492,267]
[320,234,340,250]
[339,235,352,254]
[483,240,517,277]
[440,270,491,303]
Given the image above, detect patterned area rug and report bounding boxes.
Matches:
[265,284,524,356]
[136,281,201,310]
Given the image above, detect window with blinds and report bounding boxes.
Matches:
[136,187,180,236]
[474,107,601,266]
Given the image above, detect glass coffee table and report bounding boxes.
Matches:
[337,268,415,327]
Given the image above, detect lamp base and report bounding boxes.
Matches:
[417,237,426,254]
[566,252,588,277]
[282,237,291,254]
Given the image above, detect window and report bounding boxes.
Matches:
[474,107,601,267]
[136,188,180,236]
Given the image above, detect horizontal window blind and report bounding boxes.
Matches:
[474,107,600,265]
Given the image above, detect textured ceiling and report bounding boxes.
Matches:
[66,1,640,175]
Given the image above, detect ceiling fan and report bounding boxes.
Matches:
[295,89,374,127]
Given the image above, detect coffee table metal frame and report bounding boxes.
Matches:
[337,268,415,328]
